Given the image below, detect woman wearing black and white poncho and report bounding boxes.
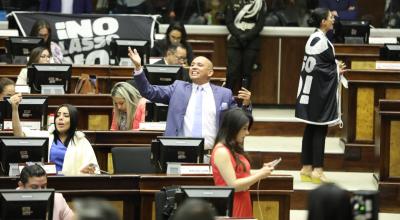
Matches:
[295,8,346,184]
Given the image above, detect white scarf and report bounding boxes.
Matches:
[234,0,264,31]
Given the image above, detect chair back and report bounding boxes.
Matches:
[112,147,156,174]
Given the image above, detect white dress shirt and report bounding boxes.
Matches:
[183,83,217,150]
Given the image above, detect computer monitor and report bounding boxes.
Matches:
[27,64,72,94]
[1,96,48,130]
[0,189,54,220]
[151,136,204,172]
[181,186,234,217]
[144,64,183,85]
[145,101,168,122]
[6,37,44,64]
[380,44,400,61]
[0,137,48,175]
[110,38,150,66]
[334,20,370,44]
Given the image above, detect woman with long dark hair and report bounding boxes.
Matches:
[16,46,50,85]
[11,94,99,175]
[295,8,346,183]
[211,108,275,217]
[30,19,63,64]
[151,21,194,63]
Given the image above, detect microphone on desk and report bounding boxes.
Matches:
[88,163,110,175]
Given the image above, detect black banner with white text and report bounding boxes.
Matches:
[10,12,157,65]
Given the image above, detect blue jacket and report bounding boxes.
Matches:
[40,0,93,13]
[134,71,238,136]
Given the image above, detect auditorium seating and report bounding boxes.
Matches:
[2,22,400,219]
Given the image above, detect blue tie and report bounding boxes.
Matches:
[192,86,203,137]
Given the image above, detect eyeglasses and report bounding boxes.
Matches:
[40,55,51,59]
[174,55,187,62]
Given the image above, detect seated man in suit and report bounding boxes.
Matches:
[129,47,252,150]
[154,44,187,66]
[17,165,74,220]
[154,44,191,82]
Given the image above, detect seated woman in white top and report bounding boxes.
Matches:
[16,47,50,85]
[10,94,99,175]
[30,19,63,64]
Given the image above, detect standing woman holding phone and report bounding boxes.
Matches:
[211,108,275,217]
[295,8,346,184]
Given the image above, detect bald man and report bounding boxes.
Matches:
[129,47,252,150]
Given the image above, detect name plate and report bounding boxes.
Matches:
[15,162,57,176]
[180,164,211,175]
[139,122,166,131]
[375,61,400,70]
[3,120,41,130]
[166,163,212,175]
[15,85,31,94]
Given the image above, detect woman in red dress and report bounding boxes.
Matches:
[211,108,275,217]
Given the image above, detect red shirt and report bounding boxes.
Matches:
[211,144,252,217]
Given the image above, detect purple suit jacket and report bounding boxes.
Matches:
[40,0,93,13]
[134,72,238,136]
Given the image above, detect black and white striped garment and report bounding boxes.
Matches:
[295,29,341,126]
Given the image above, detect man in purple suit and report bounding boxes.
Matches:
[128,47,252,150]
[40,0,93,13]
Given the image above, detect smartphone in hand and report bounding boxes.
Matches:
[242,78,249,89]
[270,157,282,167]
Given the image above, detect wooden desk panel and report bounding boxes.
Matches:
[139,175,293,220]
[19,94,113,106]
[0,175,141,220]
[374,100,400,212]
[1,65,226,93]
[0,64,226,78]
[342,70,400,169]
[48,105,113,130]
[0,174,293,220]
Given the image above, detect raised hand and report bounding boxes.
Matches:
[9,93,22,110]
[128,47,142,71]
[237,87,252,106]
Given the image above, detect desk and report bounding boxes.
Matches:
[342,69,400,170]
[84,131,163,170]
[335,44,381,69]
[0,175,141,220]
[374,100,400,212]
[0,130,163,171]
[0,64,226,93]
[139,174,293,220]
[0,64,226,78]
[0,174,293,220]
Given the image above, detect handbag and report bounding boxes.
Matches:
[74,74,98,94]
